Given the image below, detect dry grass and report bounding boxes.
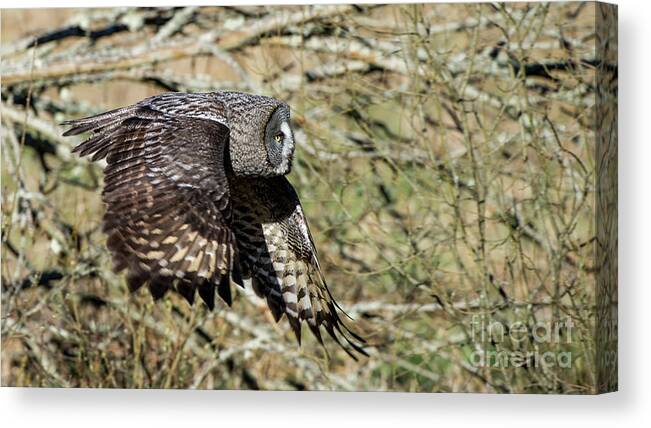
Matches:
[1,2,616,393]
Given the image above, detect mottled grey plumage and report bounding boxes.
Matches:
[63,91,366,359]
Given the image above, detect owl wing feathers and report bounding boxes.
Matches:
[233,177,367,359]
[63,101,240,310]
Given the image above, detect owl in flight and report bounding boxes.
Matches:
[63,91,366,359]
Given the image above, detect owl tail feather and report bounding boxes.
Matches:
[291,261,368,360]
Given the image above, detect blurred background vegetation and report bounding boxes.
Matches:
[1,2,612,393]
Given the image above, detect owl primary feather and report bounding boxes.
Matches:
[63,91,366,359]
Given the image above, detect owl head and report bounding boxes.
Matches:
[216,92,296,177]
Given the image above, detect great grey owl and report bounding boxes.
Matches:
[63,91,366,359]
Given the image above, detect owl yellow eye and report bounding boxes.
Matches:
[274,133,283,143]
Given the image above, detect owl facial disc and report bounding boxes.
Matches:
[276,121,295,174]
[264,106,295,175]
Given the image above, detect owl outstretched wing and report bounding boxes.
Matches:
[233,177,368,359]
[63,98,241,308]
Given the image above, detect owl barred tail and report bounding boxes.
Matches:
[301,262,368,360]
[247,262,367,360]
[245,220,367,360]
